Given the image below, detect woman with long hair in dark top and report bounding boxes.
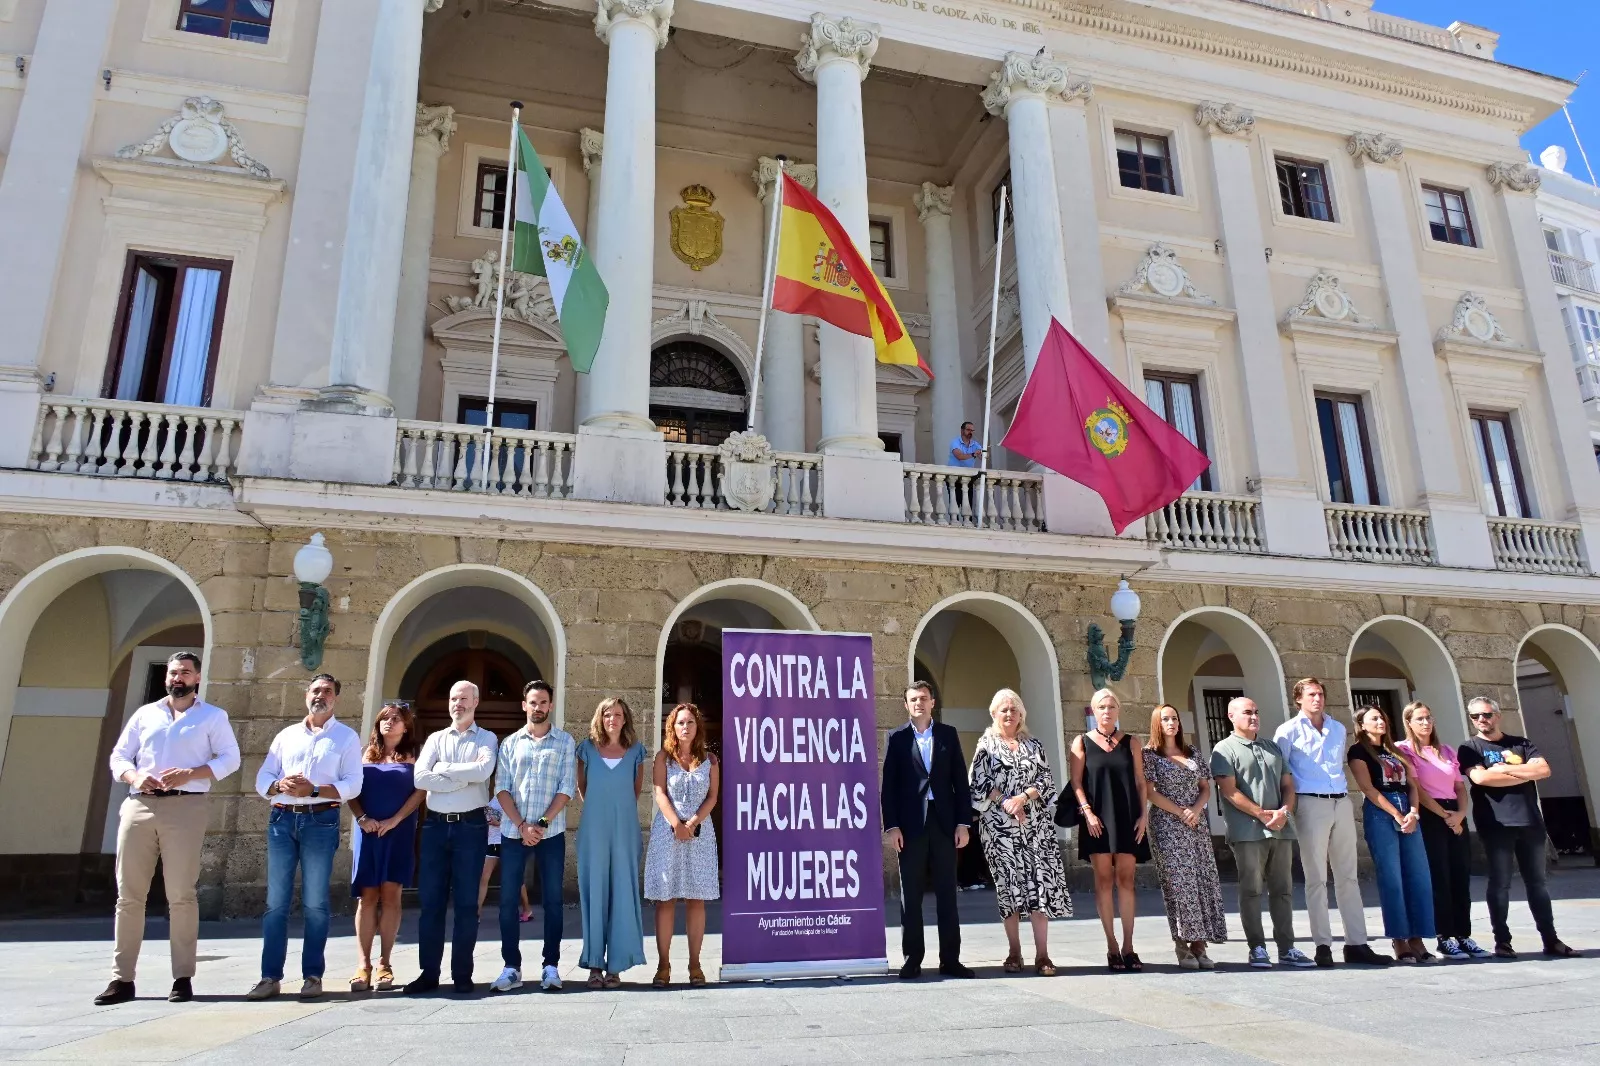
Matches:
[347,701,424,992]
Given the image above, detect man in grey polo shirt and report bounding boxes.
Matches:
[1211,697,1314,969]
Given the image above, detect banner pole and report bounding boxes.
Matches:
[976,184,1007,528]
[747,159,786,434]
[481,101,522,492]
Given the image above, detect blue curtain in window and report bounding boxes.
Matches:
[163,268,221,407]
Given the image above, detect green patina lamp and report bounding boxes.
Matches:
[1087,578,1141,690]
[293,532,334,672]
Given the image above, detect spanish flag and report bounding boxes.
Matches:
[772,173,930,375]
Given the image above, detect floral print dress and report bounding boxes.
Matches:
[969,734,1072,919]
[1142,748,1228,944]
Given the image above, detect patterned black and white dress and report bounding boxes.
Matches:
[1142,748,1228,944]
[969,734,1072,920]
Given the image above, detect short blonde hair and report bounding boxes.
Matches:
[984,688,1031,740]
[1090,688,1121,713]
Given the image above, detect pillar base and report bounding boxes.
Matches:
[583,410,657,433]
[821,450,904,522]
[310,384,395,416]
[1258,484,1332,557]
[0,367,44,469]
[1424,497,1495,570]
[818,434,887,455]
[236,386,398,486]
[572,424,665,505]
[1040,471,1117,537]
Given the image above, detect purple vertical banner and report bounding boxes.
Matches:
[719,630,888,980]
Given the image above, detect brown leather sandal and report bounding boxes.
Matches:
[652,963,670,987]
[1034,956,1057,977]
[688,963,707,986]
[1002,953,1022,974]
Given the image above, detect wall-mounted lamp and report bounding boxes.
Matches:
[1264,247,1273,262]
[14,56,25,78]
[42,372,55,393]
[102,68,112,89]
[1087,578,1141,690]
[293,532,333,672]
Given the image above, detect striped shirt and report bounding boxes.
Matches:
[495,725,577,838]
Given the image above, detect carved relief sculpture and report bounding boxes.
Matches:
[982,51,1090,115]
[796,14,880,82]
[1117,244,1215,303]
[116,96,271,179]
[1193,101,1255,137]
[914,182,954,222]
[1346,131,1404,166]
[717,430,778,513]
[1436,292,1513,345]
[669,185,724,271]
[580,128,604,174]
[439,250,558,326]
[1485,161,1541,193]
[415,104,457,153]
[1284,270,1375,327]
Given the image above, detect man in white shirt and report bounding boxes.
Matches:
[96,652,239,1006]
[406,680,498,995]
[246,674,364,1001]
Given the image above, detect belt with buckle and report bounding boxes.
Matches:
[1301,792,1347,799]
[273,801,342,813]
[427,808,486,824]
[138,789,198,798]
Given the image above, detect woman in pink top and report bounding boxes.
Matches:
[1397,702,1489,960]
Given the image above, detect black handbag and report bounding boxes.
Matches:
[1054,794,1082,829]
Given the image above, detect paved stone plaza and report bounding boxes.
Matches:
[2,869,1596,1065]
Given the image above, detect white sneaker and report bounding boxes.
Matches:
[540,965,562,991]
[489,967,521,992]
[1459,937,1494,959]
[1248,946,1272,968]
[1278,947,1316,968]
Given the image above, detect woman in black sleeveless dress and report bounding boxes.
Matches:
[1070,688,1151,971]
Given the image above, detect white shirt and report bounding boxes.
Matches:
[1272,713,1350,795]
[109,697,240,793]
[414,722,498,813]
[254,715,364,805]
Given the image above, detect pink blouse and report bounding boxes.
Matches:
[1396,740,1462,802]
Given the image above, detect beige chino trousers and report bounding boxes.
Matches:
[112,794,210,982]
[1290,794,1368,948]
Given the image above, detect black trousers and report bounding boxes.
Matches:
[1482,822,1557,947]
[898,826,961,967]
[1419,802,1473,939]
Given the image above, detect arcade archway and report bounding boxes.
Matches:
[1344,616,1465,747]
[1515,624,1600,859]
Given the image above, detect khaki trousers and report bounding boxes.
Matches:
[113,794,210,981]
[1290,794,1368,948]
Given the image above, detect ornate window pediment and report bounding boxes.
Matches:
[1116,243,1215,304]
[116,96,270,179]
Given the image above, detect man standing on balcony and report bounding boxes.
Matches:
[948,421,982,467]
[1273,678,1392,967]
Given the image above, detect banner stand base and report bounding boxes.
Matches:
[719,958,890,983]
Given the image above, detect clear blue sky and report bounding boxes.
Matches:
[1377,1,1600,182]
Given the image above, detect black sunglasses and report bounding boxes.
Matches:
[382,700,412,711]
[1469,711,1496,720]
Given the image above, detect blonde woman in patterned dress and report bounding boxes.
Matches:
[969,689,1072,976]
[1143,704,1228,969]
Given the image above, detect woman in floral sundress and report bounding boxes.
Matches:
[1143,704,1228,969]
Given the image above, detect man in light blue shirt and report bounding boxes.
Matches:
[948,421,982,468]
[1272,678,1390,968]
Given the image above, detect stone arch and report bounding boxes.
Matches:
[650,302,757,389]
[1157,604,1289,734]
[1514,624,1600,852]
[363,564,567,735]
[1345,615,1466,745]
[907,592,1065,782]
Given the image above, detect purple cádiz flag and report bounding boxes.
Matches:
[719,630,888,980]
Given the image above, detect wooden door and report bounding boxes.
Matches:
[415,647,527,741]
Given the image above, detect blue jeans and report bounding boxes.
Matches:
[1363,794,1435,940]
[500,832,565,971]
[261,806,341,981]
[418,811,489,982]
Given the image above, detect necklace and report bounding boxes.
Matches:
[1095,726,1117,741]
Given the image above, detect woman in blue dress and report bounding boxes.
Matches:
[576,697,648,988]
[347,701,423,992]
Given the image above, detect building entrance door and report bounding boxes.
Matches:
[415,647,527,740]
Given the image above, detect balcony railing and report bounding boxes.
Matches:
[1549,250,1598,293]
[902,465,1044,532]
[27,399,242,482]
[1325,503,1435,565]
[392,421,575,498]
[1151,491,1264,554]
[1488,517,1588,576]
[663,441,822,515]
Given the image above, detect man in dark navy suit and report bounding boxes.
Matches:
[881,681,975,979]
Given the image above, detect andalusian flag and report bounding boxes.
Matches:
[510,128,608,373]
[771,173,930,375]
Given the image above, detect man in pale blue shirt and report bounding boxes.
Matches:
[1272,678,1391,968]
[948,421,982,467]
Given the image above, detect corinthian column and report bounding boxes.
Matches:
[798,14,883,455]
[915,182,964,449]
[981,51,1082,373]
[389,104,456,420]
[754,157,817,453]
[574,127,604,427]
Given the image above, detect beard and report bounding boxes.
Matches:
[167,682,195,698]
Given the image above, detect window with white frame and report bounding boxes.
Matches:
[868,219,893,280]
[104,252,230,407]
[1276,157,1334,222]
[1115,130,1175,195]
[1421,185,1477,247]
[1143,371,1210,490]
[1314,392,1378,505]
[1469,410,1531,518]
[1569,304,1600,362]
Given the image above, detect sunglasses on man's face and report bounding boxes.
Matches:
[1469,712,1496,720]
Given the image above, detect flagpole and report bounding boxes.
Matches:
[976,183,1007,528]
[746,157,786,434]
[481,100,522,492]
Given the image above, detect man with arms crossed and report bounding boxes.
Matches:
[1210,697,1313,969]
[881,681,974,979]
[97,652,239,1005]
[1273,678,1391,967]
[1457,696,1577,958]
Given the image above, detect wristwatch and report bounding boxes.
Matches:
[536,816,550,829]
[311,785,321,798]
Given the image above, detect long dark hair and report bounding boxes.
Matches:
[365,701,420,763]
[1354,704,1402,762]
[1147,704,1193,758]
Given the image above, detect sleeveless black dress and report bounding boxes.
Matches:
[1077,733,1151,862]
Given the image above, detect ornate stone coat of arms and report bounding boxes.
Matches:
[670,184,724,271]
[717,431,776,512]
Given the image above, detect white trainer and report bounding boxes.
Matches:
[540,965,562,991]
[489,967,522,993]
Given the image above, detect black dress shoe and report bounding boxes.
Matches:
[452,979,475,994]
[1314,945,1335,968]
[403,975,440,995]
[168,978,193,1003]
[94,980,135,1006]
[938,962,976,979]
[897,961,921,980]
[1344,944,1394,966]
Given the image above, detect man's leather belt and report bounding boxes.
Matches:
[426,808,486,823]
[273,801,342,813]
[1300,792,1347,799]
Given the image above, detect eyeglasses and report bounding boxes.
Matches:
[1468,711,1496,720]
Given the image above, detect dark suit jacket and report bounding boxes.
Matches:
[881,720,974,838]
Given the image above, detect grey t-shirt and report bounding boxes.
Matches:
[1209,734,1295,843]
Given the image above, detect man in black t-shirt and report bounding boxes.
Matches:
[1457,697,1577,959]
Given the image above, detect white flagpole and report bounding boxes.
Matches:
[976,184,1008,527]
[746,158,786,434]
[481,100,522,492]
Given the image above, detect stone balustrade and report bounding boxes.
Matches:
[1488,516,1588,576]
[1325,502,1436,565]
[27,399,241,482]
[902,464,1044,532]
[663,441,823,515]
[392,420,575,498]
[1151,491,1265,553]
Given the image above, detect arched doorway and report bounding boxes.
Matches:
[0,548,211,914]
[1515,625,1600,861]
[1344,616,1465,747]
[1156,606,1287,834]
[649,340,747,446]
[405,637,539,739]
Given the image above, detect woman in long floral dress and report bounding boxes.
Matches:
[970,689,1072,976]
[1142,704,1228,969]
